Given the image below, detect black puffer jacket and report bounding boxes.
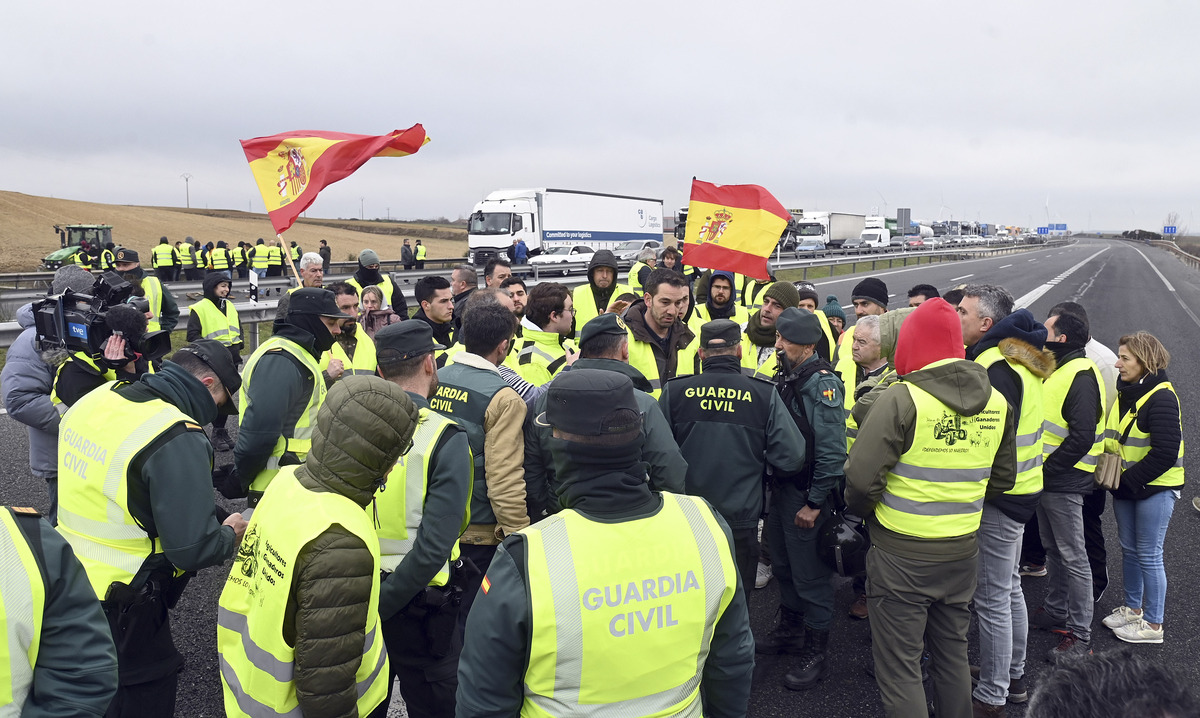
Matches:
[286,376,419,718]
[1113,370,1184,501]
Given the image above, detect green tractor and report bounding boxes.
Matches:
[43,224,113,270]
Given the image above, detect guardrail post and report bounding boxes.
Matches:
[247,321,260,351]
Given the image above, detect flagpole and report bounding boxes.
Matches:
[278,233,302,286]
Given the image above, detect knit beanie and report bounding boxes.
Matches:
[795,284,819,308]
[359,249,380,266]
[52,265,95,294]
[894,298,964,375]
[763,281,801,309]
[851,277,889,310]
[822,295,846,323]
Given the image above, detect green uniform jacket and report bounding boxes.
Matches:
[522,358,687,519]
[774,354,847,507]
[659,354,806,530]
[378,392,472,619]
[844,358,1018,562]
[8,508,118,717]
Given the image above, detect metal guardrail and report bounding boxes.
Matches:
[1148,240,1200,271]
[0,239,1069,351]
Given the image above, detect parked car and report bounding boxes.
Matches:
[528,245,595,275]
[613,239,661,261]
[794,238,827,257]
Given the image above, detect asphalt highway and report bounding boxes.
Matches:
[1,237,1196,716]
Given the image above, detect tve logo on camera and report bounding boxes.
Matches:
[68,323,88,340]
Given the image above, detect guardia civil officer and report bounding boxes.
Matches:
[230,288,346,505]
[456,369,754,718]
[659,318,807,592]
[0,505,118,716]
[524,313,688,519]
[218,377,420,718]
[758,307,846,691]
[372,321,474,718]
[55,340,248,717]
[845,298,1017,718]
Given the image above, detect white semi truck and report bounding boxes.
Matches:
[466,188,664,265]
[790,211,866,249]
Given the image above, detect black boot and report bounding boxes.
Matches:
[783,627,829,691]
[755,605,804,655]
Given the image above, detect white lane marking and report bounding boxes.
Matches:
[1132,246,1200,329]
[1014,247,1110,309]
[1132,247,1175,292]
[950,273,974,281]
[999,264,1012,269]
[811,246,1072,287]
[1028,259,1038,262]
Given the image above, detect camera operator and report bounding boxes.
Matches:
[48,303,158,409]
[113,247,180,334]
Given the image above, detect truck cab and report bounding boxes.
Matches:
[467,190,538,265]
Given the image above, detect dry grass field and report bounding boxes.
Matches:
[0,190,467,272]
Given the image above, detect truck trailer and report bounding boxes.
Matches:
[790,211,866,249]
[467,188,664,265]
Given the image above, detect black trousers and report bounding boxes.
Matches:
[731,526,758,599]
[102,593,181,718]
[370,607,463,718]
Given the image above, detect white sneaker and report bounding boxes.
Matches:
[755,562,773,589]
[1102,606,1143,630]
[1113,618,1164,644]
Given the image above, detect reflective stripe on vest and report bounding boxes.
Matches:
[976,345,1044,495]
[875,369,1009,538]
[56,386,191,597]
[628,262,649,296]
[347,275,397,311]
[51,352,117,407]
[505,330,572,386]
[239,337,326,493]
[518,493,736,718]
[268,246,283,266]
[627,333,664,398]
[1042,357,1106,473]
[0,509,45,714]
[190,298,242,346]
[211,249,231,270]
[321,336,378,377]
[217,467,388,718]
[251,247,270,269]
[415,245,427,260]
[1107,382,1185,487]
[573,282,631,331]
[376,408,470,583]
[739,334,777,380]
[152,244,175,267]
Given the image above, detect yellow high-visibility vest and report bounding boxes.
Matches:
[573,282,631,331]
[1106,382,1185,488]
[217,467,388,718]
[320,335,378,377]
[976,345,1044,496]
[0,507,46,712]
[1042,357,1106,473]
[874,365,1009,538]
[189,298,241,346]
[151,244,176,268]
[55,384,193,598]
[518,492,736,718]
[504,329,574,387]
[239,337,325,493]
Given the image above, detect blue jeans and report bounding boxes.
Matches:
[1113,490,1179,624]
[972,504,1027,706]
[253,268,267,279]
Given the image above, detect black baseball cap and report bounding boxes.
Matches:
[114,248,139,263]
[700,319,741,349]
[578,313,628,348]
[287,288,344,318]
[376,320,444,361]
[174,339,242,414]
[534,369,642,437]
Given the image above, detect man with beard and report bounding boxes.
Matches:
[451,264,478,332]
[231,288,347,506]
[372,321,474,718]
[756,307,846,692]
[348,248,409,315]
[572,249,629,330]
[623,268,697,397]
[412,276,456,366]
[320,282,377,385]
[186,273,244,451]
[740,281,801,380]
[499,277,528,337]
[689,270,749,331]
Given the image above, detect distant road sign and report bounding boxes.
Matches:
[1053,224,1067,231]
[1037,227,1050,235]
[1164,226,1178,234]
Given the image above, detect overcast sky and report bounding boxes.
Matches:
[3,1,1197,232]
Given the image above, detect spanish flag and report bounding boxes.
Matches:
[682,179,790,281]
[240,125,430,234]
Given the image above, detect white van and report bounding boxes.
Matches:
[860,228,891,251]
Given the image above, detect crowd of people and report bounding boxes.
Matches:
[1,243,1194,718]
